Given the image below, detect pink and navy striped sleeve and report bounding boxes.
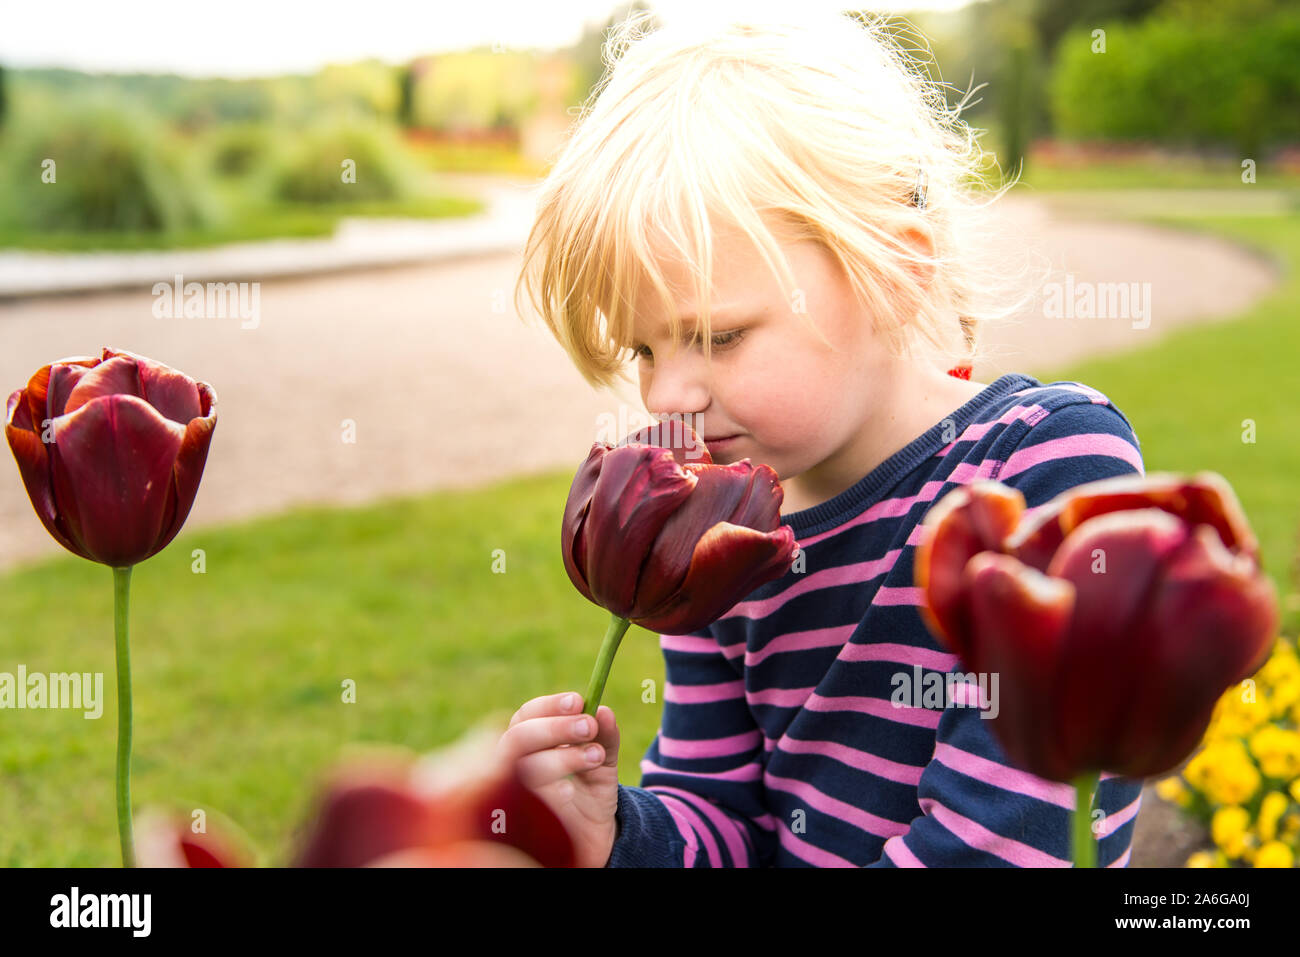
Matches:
[607,374,1148,867]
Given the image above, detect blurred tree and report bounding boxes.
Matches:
[997,33,1038,175]
[1050,4,1300,153]
[397,61,416,129]
[1154,0,1292,22]
[876,0,1172,167]
[0,64,7,129]
[1032,0,1164,59]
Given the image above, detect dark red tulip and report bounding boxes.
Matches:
[5,347,217,567]
[562,420,798,634]
[914,472,1279,783]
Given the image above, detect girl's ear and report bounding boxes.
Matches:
[894,225,937,289]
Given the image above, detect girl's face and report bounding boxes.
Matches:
[630,219,979,511]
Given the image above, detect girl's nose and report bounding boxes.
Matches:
[643,351,711,419]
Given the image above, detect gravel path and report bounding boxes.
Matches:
[0,185,1278,868]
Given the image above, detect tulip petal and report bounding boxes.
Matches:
[914,482,1025,660]
[5,388,87,558]
[411,724,578,867]
[620,418,713,467]
[368,842,541,867]
[1010,472,1259,572]
[560,444,606,603]
[62,355,145,416]
[22,356,98,427]
[1004,509,1067,575]
[963,552,1076,782]
[465,765,578,867]
[632,460,761,613]
[1058,472,1259,559]
[634,520,797,633]
[582,444,698,616]
[153,381,217,555]
[1103,524,1279,778]
[104,347,203,426]
[46,362,98,422]
[51,394,185,566]
[1045,509,1192,776]
[724,461,786,532]
[21,366,50,428]
[294,779,438,867]
[135,810,251,868]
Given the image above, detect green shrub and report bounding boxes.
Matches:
[0,104,219,233]
[271,120,418,204]
[205,122,277,178]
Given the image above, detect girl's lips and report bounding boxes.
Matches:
[706,435,742,451]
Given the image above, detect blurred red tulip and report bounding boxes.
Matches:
[5,347,217,567]
[562,420,798,633]
[915,472,1279,782]
[134,809,254,868]
[291,728,576,868]
[138,728,578,868]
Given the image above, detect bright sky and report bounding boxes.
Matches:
[0,0,978,77]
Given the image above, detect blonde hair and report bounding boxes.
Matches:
[515,9,1027,391]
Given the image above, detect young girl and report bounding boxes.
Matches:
[499,10,1146,867]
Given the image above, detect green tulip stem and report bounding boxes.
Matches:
[113,565,135,868]
[583,612,633,718]
[1072,769,1100,868]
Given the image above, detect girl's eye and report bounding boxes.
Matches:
[633,329,745,361]
[708,329,745,351]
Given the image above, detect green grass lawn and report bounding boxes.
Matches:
[0,470,668,865]
[1019,159,1300,193]
[0,187,1297,866]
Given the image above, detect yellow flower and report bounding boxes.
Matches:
[1261,646,1300,714]
[1273,677,1300,717]
[1291,778,1300,804]
[1186,850,1216,868]
[1212,806,1252,858]
[1155,776,1190,806]
[1256,791,1290,842]
[1184,740,1262,805]
[1254,841,1294,868]
[1205,684,1270,741]
[1249,726,1300,780]
[1259,641,1298,678]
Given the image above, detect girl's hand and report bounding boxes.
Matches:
[497,691,620,868]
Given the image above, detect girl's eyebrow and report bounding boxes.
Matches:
[633,307,758,345]
[677,304,741,323]
[659,305,749,329]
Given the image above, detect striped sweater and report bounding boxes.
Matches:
[607,372,1148,867]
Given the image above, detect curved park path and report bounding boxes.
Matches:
[0,181,1278,571]
[0,178,1280,867]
